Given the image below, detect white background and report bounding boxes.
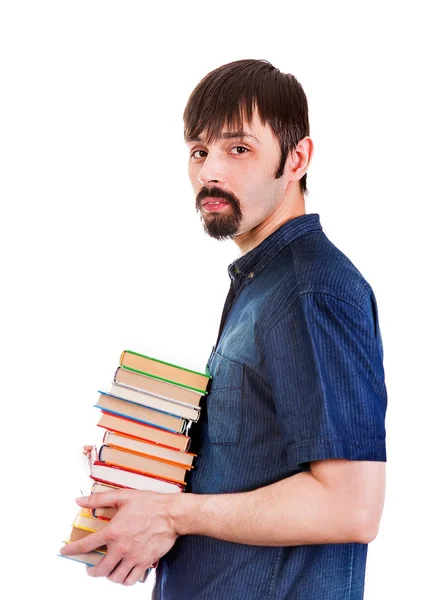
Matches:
[1,1,440,598]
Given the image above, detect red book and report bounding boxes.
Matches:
[96,412,191,452]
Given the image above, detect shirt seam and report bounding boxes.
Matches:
[265,289,370,338]
[249,228,323,282]
[287,436,386,449]
[348,543,355,599]
[266,547,283,600]
[230,227,323,283]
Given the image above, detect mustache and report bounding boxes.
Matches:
[195,187,240,210]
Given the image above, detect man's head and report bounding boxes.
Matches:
[184,59,312,242]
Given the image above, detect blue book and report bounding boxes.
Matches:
[94,391,187,434]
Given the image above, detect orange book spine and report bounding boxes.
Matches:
[105,444,193,471]
[102,460,186,486]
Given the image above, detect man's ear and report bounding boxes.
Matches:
[286,137,314,183]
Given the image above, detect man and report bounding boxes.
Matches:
[60,59,387,599]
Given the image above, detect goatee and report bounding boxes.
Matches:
[195,187,243,240]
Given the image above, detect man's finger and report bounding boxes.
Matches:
[76,490,122,509]
[106,557,135,584]
[59,530,108,556]
[86,551,122,579]
[123,565,148,586]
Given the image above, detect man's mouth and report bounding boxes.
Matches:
[201,198,230,212]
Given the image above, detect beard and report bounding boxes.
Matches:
[195,186,243,240]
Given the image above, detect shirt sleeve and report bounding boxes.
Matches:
[264,290,387,470]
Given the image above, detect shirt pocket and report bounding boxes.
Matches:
[206,351,243,445]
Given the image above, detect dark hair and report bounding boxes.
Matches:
[183,59,310,193]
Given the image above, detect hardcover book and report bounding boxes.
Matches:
[108,382,200,422]
[102,430,196,468]
[90,460,184,493]
[95,391,187,434]
[98,444,190,485]
[58,550,149,582]
[120,350,211,393]
[114,366,204,409]
[96,412,191,452]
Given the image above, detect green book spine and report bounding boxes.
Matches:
[123,349,211,380]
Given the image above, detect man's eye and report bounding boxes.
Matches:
[231,146,249,155]
[191,150,207,159]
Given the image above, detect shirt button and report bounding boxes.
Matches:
[247,271,254,279]
[234,267,240,274]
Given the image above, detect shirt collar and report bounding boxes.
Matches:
[227,213,322,287]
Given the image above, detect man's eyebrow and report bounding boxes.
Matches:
[186,132,261,144]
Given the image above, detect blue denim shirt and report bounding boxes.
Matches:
[154,213,387,600]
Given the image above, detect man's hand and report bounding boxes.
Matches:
[59,489,180,585]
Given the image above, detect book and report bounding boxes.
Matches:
[91,481,120,493]
[109,382,200,422]
[96,412,191,452]
[94,506,117,520]
[61,348,207,584]
[90,481,119,520]
[103,430,196,468]
[98,445,189,485]
[65,524,107,552]
[61,510,150,581]
[72,510,108,533]
[58,549,106,567]
[120,350,211,393]
[90,460,184,493]
[114,366,204,409]
[58,550,149,582]
[95,391,187,434]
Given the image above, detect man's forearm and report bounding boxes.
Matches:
[170,470,378,547]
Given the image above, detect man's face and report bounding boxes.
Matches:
[186,112,289,240]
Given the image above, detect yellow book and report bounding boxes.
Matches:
[71,509,107,533]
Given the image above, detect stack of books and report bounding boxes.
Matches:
[59,349,211,580]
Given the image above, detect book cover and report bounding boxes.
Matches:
[120,350,211,394]
[90,461,184,493]
[103,430,196,468]
[114,366,204,409]
[96,412,191,452]
[58,551,150,582]
[65,526,107,552]
[58,550,106,568]
[95,391,187,434]
[71,510,108,533]
[98,445,189,485]
[90,481,119,520]
[109,382,200,422]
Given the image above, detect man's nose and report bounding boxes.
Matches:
[197,152,225,187]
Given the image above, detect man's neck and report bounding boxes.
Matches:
[234,192,306,255]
